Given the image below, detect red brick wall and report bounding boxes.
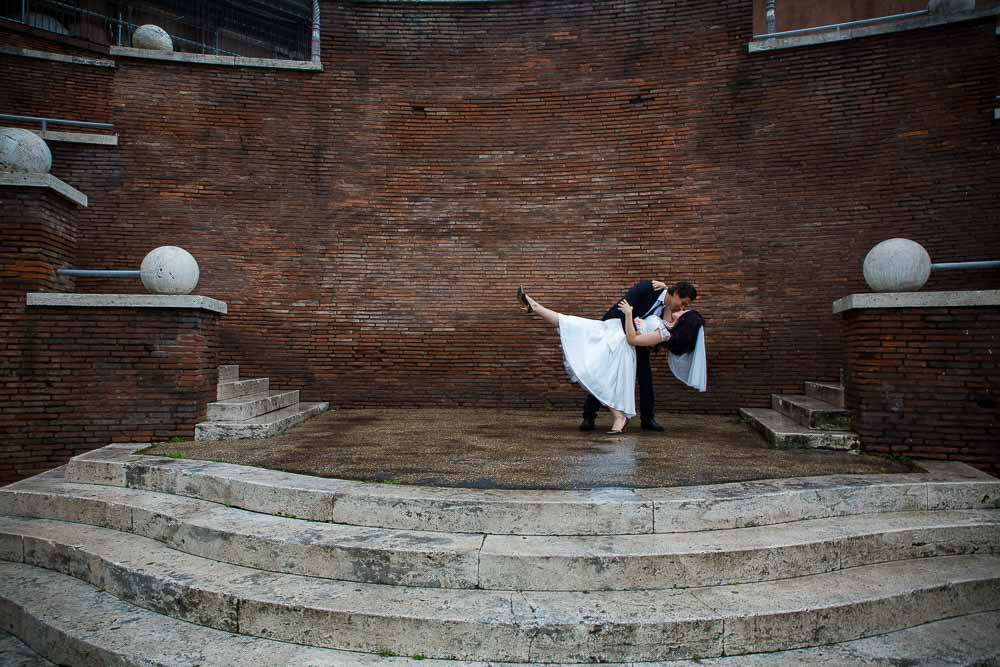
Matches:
[0,188,75,483]
[2,2,999,417]
[0,37,113,127]
[0,304,222,484]
[842,306,999,475]
[0,188,221,485]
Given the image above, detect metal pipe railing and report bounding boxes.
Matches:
[56,270,140,278]
[756,8,930,39]
[932,261,1000,271]
[0,113,114,133]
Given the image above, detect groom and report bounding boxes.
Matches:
[580,279,668,432]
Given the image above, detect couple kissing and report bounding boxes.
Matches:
[518,280,706,435]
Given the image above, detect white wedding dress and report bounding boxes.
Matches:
[558,314,670,418]
[559,313,708,417]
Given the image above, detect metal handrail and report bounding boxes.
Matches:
[755,9,930,39]
[57,270,140,278]
[0,113,114,132]
[932,261,1000,271]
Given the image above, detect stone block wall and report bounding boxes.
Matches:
[842,303,999,475]
[2,3,999,415]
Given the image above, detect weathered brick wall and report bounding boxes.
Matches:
[0,38,113,126]
[2,2,998,417]
[0,188,74,483]
[0,187,221,484]
[1,304,222,484]
[842,306,999,475]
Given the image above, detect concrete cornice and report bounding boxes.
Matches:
[750,7,1000,52]
[110,46,322,71]
[833,290,1000,314]
[0,46,115,67]
[31,129,118,146]
[27,293,228,314]
[0,172,87,207]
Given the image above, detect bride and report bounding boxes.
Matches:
[517,286,704,434]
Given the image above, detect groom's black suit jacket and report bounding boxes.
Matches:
[583,280,660,420]
[601,280,661,327]
[601,281,704,355]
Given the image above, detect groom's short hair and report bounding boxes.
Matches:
[668,282,697,301]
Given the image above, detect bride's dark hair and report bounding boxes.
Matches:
[668,282,697,301]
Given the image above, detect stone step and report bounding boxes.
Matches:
[5,562,1000,666]
[0,468,482,589]
[739,407,860,451]
[771,394,853,430]
[6,468,998,591]
[215,377,267,401]
[0,629,55,667]
[195,401,329,440]
[217,364,239,383]
[65,444,1000,535]
[804,380,845,408]
[480,508,1000,590]
[1,516,999,662]
[205,389,300,422]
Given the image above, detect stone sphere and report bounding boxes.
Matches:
[863,238,932,292]
[0,128,52,173]
[140,246,200,295]
[133,24,173,51]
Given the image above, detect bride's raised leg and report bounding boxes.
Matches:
[521,292,560,327]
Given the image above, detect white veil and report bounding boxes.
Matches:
[668,326,707,392]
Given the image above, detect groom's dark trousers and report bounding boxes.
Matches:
[582,280,659,422]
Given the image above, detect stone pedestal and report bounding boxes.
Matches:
[0,294,226,485]
[835,291,1000,476]
[0,186,79,293]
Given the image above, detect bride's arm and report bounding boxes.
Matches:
[618,300,664,347]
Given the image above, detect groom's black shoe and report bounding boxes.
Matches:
[579,417,596,432]
[641,418,665,432]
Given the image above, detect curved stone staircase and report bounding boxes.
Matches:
[1,443,999,665]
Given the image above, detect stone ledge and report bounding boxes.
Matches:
[32,129,118,146]
[0,173,87,207]
[833,290,1000,314]
[109,47,322,71]
[749,7,1000,52]
[26,293,228,314]
[63,443,1000,535]
[0,46,115,67]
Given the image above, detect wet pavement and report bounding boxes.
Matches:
[143,409,914,490]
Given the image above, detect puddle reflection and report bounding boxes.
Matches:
[561,435,640,487]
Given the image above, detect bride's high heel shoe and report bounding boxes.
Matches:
[607,417,629,435]
[516,286,532,313]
